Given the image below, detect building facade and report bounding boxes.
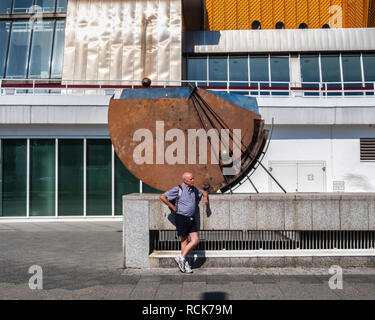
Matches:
[0,0,375,220]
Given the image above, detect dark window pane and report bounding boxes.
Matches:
[58,139,83,216]
[13,0,33,13]
[0,21,11,78]
[56,0,67,12]
[229,56,248,87]
[363,54,375,95]
[300,55,320,96]
[6,21,31,79]
[0,0,12,13]
[29,20,54,78]
[35,0,56,12]
[187,57,207,86]
[270,56,289,95]
[30,139,55,216]
[115,154,139,215]
[51,20,65,78]
[1,140,27,217]
[250,56,269,95]
[86,140,112,216]
[342,54,363,96]
[143,183,162,193]
[363,54,375,81]
[209,56,227,86]
[321,55,341,96]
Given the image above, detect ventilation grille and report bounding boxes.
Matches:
[150,230,375,251]
[360,138,375,161]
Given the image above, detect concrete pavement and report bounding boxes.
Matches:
[0,222,375,300]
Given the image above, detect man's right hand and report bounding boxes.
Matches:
[171,205,178,213]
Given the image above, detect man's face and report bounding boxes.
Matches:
[184,174,194,187]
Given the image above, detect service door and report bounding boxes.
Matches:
[269,161,326,192]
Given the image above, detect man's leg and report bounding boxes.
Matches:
[180,236,189,257]
[181,232,200,260]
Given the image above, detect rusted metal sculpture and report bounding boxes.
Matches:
[108,83,284,193]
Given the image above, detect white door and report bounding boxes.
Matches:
[269,161,326,192]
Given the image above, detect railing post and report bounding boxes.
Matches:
[258,81,260,97]
[33,79,35,95]
[0,79,2,95]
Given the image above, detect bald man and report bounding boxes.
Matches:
[160,172,208,273]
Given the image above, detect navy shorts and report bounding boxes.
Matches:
[175,214,198,237]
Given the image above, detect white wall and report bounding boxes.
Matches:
[235,125,375,193]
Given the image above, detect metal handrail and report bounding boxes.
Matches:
[0,79,374,97]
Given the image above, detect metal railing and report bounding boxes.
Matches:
[0,79,375,97]
[150,230,375,251]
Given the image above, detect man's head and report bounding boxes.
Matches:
[182,172,194,188]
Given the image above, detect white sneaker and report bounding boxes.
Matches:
[174,257,185,273]
[184,261,193,273]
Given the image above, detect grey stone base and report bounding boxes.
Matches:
[149,253,375,268]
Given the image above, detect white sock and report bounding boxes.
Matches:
[180,256,186,263]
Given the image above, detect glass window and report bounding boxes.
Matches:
[187,57,207,86]
[58,139,83,216]
[363,54,375,96]
[270,56,289,95]
[300,55,320,96]
[29,20,54,78]
[342,54,362,96]
[321,55,341,96]
[51,20,65,78]
[35,0,56,12]
[209,56,227,86]
[30,139,55,216]
[115,154,139,215]
[0,0,12,14]
[142,183,162,193]
[56,0,68,13]
[86,140,112,216]
[0,21,11,78]
[1,140,27,217]
[250,56,269,95]
[13,0,33,13]
[229,56,248,87]
[363,54,375,81]
[6,20,32,78]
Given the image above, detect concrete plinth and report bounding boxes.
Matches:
[123,193,375,269]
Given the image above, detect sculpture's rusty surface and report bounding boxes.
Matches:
[108,86,268,192]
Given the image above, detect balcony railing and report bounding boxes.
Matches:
[0,79,374,97]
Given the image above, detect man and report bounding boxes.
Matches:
[160,172,208,273]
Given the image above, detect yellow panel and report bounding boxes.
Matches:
[308,0,321,28]
[285,0,297,29]
[347,0,366,28]
[296,0,308,26]
[237,0,250,29]
[225,0,238,29]
[319,0,331,27]
[214,0,226,30]
[261,0,274,29]
[249,0,262,25]
[206,0,214,30]
[273,0,285,26]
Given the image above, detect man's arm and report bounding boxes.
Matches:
[160,194,178,212]
[202,190,208,206]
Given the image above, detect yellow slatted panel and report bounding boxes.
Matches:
[285,0,297,29]
[225,0,238,29]
[369,0,375,26]
[296,0,309,26]
[206,0,214,30]
[261,0,274,29]
[273,0,285,26]
[237,0,250,29]
[308,0,321,28]
[319,0,330,27]
[348,0,366,28]
[213,0,226,30]
[249,0,262,26]
[342,0,348,27]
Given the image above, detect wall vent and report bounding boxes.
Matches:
[360,138,375,161]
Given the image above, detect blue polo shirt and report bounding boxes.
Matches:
[164,184,203,217]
